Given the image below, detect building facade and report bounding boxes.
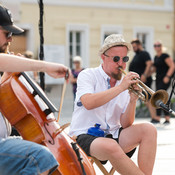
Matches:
[0,0,174,76]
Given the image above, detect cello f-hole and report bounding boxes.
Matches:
[44,122,55,145]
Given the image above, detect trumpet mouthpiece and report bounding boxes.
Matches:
[118,67,126,75]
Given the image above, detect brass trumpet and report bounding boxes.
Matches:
[119,68,169,108]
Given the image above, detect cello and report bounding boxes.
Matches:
[0,72,95,175]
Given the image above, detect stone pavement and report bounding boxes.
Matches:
[145,118,175,175]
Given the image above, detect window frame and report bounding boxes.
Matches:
[66,24,89,68]
[101,25,123,45]
[133,26,154,58]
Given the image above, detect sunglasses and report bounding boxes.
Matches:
[154,44,161,47]
[0,28,12,39]
[104,53,129,63]
[5,32,12,38]
[73,61,80,64]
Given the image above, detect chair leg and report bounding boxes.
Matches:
[92,157,110,175]
[109,167,115,175]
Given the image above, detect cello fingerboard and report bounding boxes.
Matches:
[19,73,55,120]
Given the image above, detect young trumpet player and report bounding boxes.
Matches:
[70,34,157,175]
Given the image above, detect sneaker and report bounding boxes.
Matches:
[163,120,170,125]
[150,119,160,124]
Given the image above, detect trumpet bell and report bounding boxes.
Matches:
[150,90,169,108]
[118,67,170,108]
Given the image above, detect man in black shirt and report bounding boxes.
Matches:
[129,39,156,122]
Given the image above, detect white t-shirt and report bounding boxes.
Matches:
[0,75,12,138]
[0,113,11,138]
[69,65,130,138]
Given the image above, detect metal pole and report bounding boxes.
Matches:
[38,0,45,90]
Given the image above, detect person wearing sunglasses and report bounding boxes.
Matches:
[152,41,175,124]
[0,4,70,175]
[70,34,157,175]
[129,39,157,123]
[0,4,25,137]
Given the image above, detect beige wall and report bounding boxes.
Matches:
[0,0,171,68]
[19,2,173,67]
[79,0,165,6]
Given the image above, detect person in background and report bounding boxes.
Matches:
[152,40,175,124]
[71,56,84,99]
[129,39,156,123]
[24,50,39,82]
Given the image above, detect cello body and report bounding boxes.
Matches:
[0,72,95,175]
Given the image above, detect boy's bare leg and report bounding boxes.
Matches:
[90,123,156,175]
[90,138,144,175]
[119,123,157,175]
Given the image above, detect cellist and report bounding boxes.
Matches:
[0,5,69,175]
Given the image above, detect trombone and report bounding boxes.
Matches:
[119,68,169,108]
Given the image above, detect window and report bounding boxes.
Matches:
[136,33,147,50]
[69,31,82,68]
[133,27,154,58]
[101,25,122,44]
[9,31,27,54]
[66,24,89,68]
[103,32,114,41]
[10,24,34,54]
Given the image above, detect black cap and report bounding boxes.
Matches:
[0,5,24,34]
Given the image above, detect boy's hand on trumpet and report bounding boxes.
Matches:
[129,84,142,101]
[119,72,140,91]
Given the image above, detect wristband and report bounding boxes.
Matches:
[166,75,171,78]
